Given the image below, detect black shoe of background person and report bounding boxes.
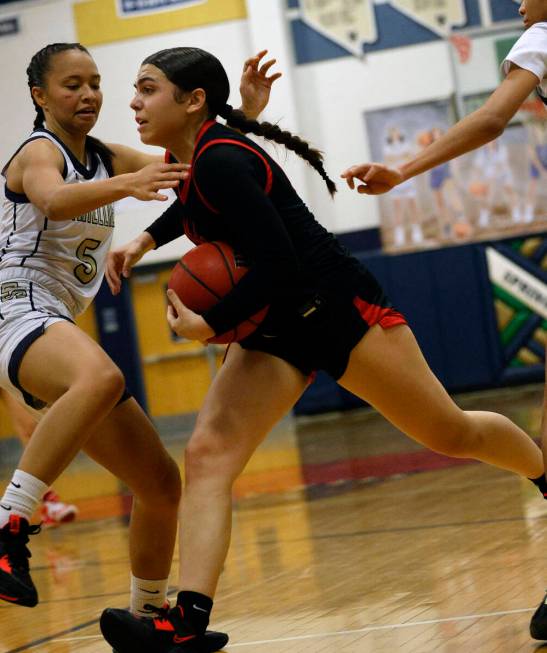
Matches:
[530,592,547,640]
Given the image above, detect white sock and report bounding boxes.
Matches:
[130,574,169,617]
[524,204,535,223]
[0,469,48,526]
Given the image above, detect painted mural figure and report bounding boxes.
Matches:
[469,139,520,228]
[382,126,422,248]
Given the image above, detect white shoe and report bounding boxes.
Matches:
[41,490,78,527]
[478,209,490,228]
[393,225,405,247]
[410,225,424,244]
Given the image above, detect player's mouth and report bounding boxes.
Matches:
[136,117,148,132]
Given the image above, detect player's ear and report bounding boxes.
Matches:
[187,88,207,114]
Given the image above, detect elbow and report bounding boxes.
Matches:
[480,110,507,141]
[42,198,68,221]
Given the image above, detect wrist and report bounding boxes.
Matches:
[136,231,156,253]
[238,103,260,121]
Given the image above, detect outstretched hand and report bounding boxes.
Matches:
[239,49,282,119]
[105,238,148,295]
[166,289,215,342]
[340,163,405,195]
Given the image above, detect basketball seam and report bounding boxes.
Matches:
[176,260,222,301]
[211,241,236,288]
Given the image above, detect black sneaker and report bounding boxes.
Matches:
[530,592,547,639]
[101,603,229,653]
[0,515,40,607]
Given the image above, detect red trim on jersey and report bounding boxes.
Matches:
[192,138,274,214]
[352,297,407,329]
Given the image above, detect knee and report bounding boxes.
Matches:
[84,363,126,407]
[140,456,181,508]
[184,428,235,487]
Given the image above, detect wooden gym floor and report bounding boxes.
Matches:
[2,384,547,652]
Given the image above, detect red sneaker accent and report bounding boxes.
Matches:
[173,634,196,644]
[0,592,18,602]
[0,554,12,574]
[9,515,21,536]
[153,617,175,632]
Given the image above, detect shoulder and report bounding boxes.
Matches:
[509,23,547,56]
[15,137,65,170]
[196,140,265,176]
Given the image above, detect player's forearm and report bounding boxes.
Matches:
[399,109,505,182]
[43,175,135,221]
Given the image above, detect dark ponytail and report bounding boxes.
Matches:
[26,43,114,176]
[219,104,336,197]
[143,47,336,196]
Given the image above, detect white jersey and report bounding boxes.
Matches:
[0,129,114,316]
[503,22,547,102]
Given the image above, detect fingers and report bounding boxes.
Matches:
[259,58,277,75]
[243,49,268,72]
[104,267,120,295]
[364,164,382,182]
[105,255,122,295]
[166,288,185,312]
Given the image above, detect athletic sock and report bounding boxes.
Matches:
[0,469,48,526]
[176,590,213,634]
[130,574,169,617]
[529,474,547,498]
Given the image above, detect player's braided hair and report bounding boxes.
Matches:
[26,43,114,176]
[143,47,336,196]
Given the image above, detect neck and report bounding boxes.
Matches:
[169,117,210,164]
[43,120,89,163]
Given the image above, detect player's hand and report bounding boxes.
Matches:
[105,235,151,295]
[239,50,282,119]
[128,162,189,201]
[340,163,405,195]
[166,289,215,342]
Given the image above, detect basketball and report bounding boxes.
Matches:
[168,241,269,344]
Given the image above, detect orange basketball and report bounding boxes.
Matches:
[168,241,268,344]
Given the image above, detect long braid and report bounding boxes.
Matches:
[219,105,336,197]
[26,43,114,175]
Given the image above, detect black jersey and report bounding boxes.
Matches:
[146,120,363,336]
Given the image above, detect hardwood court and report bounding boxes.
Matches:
[2,384,547,652]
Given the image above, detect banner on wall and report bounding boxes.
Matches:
[118,0,204,17]
[0,16,18,36]
[389,0,466,37]
[300,0,377,55]
[486,238,547,377]
[288,0,519,64]
[74,0,246,45]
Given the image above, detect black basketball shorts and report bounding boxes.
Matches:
[239,269,407,380]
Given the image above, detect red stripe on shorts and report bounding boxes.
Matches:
[353,297,407,329]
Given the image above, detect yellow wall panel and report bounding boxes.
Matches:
[131,269,223,416]
[74,0,247,46]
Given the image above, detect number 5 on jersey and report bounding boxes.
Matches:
[75,238,101,284]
